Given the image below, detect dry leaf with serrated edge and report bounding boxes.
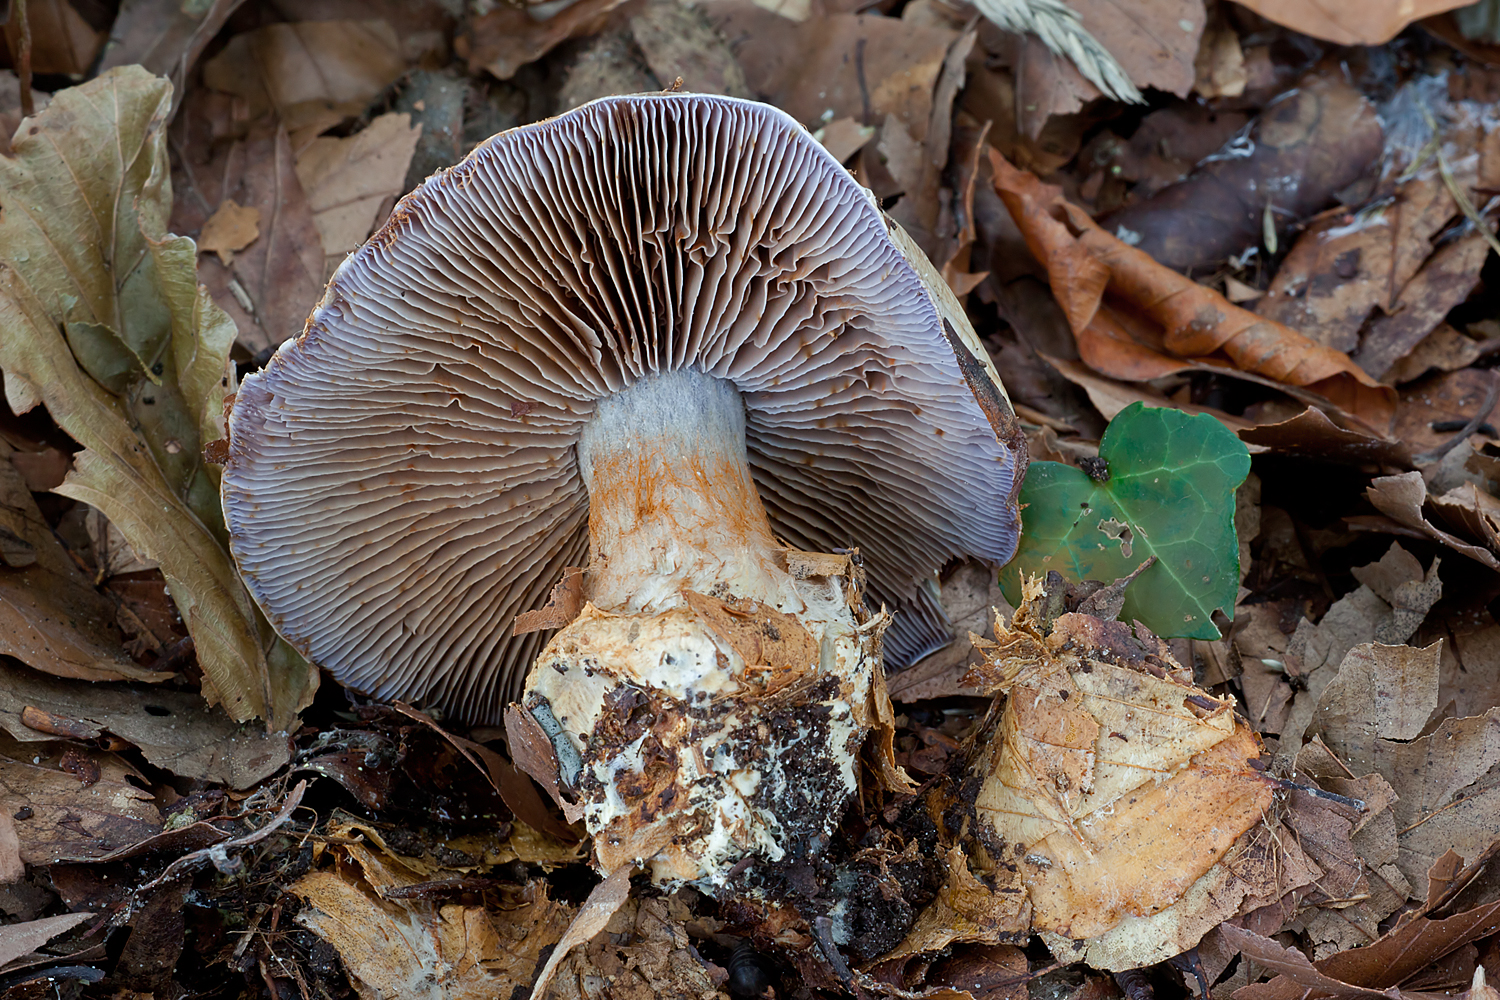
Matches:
[0,67,316,727]
[967,581,1273,967]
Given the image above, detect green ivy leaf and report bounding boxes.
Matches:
[1000,403,1251,639]
[0,67,316,728]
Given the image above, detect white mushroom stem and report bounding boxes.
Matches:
[577,368,801,615]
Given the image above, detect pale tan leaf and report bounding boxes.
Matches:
[295,112,423,267]
[1229,0,1472,45]
[971,598,1273,964]
[196,198,262,266]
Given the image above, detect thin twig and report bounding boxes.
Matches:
[132,780,308,899]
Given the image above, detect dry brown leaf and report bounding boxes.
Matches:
[1044,354,1259,433]
[1237,408,1410,465]
[295,112,422,272]
[889,27,976,259]
[1375,708,1500,897]
[1099,73,1383,273]
[461,0,629,81]
[1441,622,1500,721]
[1366,472,1500,571]
[0,456,161,683]
[171,109,326,357]
[0,912,93,967]
[85,506,158,578]
[97,0,247,114]
[1291,630,1500,904]
[888,560,1013,702]
[1257,208,1395,356]
[1230,0,1473,45]
[629,0,752,97]
[1226,892,1500,1000]
[1005,30,1101,140]
[1354,233,1492,381]
[1313,641,1444,770]
[202,20,406,138]
[967,585,1273,967]
[1277,544,1441,751]
[0,733,161,864]
[4,0,104,76]
[818,117,876,163]
[1387,324,1485,385]
[990,150,1397,434]
[294,864,572,1000]
[1070,0,1206,98]
[709,6,957,140]
[0,661,291,789]
[196,199,261,266]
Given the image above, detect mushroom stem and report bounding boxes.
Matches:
[577,368,797,615]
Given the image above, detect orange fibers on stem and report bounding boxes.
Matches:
[577,368,796,616]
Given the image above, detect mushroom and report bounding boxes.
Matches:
[222,94,1026,884]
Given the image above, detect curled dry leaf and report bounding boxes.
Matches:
[964,580,1274,969]
[0,67,316,728]
[989,149,1397,434]
[201,20,406,142]
[1365,472,1500,571]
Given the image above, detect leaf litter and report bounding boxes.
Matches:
[4,3,1500,1000]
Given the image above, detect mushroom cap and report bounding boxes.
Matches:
[223,93,1025,726]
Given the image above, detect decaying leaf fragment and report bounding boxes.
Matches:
[967,579,1274,969]
[292,824,574,1000]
